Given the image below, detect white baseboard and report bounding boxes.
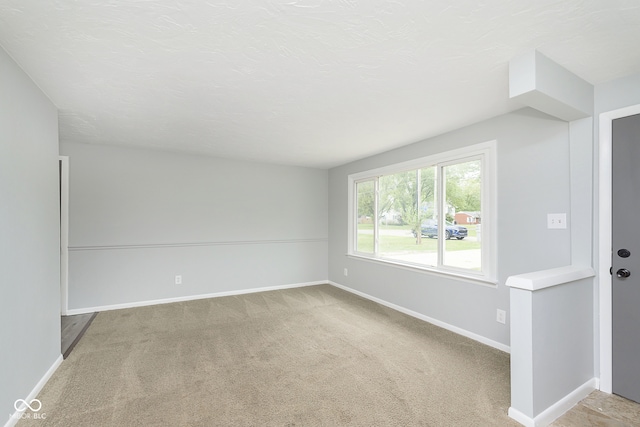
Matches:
[508,407,535,427]
[66,280,327,315]
[508,377,598,427]
[328,281,510,353]
[4,354,63,427]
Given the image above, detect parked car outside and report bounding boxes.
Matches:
[412,220,468,240]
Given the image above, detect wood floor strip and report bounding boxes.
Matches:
[61,312,98,359]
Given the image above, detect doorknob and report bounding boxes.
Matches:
[616,268,631,278]
[618,248,631,258]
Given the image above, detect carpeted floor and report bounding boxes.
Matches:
[18,284,517,426]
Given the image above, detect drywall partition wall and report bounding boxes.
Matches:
[508,267,596,426]
[530,278,595,415]
[60,142,328,311]
[0,47,61,425]
[328,108,572,347]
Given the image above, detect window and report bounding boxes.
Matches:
[348,142,496,283]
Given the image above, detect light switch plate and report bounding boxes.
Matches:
[547,213,567,229]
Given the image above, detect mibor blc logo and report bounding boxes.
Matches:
[12,398,46,420]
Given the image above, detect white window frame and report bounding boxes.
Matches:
[347,141,497,285]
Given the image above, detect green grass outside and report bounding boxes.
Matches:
[358,223,479,237]
[356,223,481,254]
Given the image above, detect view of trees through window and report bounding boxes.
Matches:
[356,180,375,254]
[355,158,482,273]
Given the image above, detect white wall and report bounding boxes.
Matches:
[328,108,572,347]
[531,278,594,414]
[595,73,640,115]
[0,47,60,421]
[60,142,328,311]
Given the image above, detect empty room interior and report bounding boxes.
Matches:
[3,1,640,426]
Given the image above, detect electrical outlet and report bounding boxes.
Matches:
[175,275,182,285]
[496,309,506,324]
[344,268,348,277]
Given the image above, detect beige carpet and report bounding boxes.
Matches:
[19,284,517,426]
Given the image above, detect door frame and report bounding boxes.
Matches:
[60,155,69,315]
[598,104,640,393]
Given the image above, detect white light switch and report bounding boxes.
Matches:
[547,213,567,229]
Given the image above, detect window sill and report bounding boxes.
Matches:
[346,253,498,287]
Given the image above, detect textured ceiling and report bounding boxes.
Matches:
[1,1,639,168]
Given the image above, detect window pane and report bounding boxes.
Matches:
[378,167,438,267]
[443,160,482,271]
[356,180,374,253]
[378,170,415,262]
[417,166,438,266]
